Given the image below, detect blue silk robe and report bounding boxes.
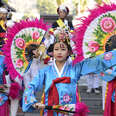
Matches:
[22,50,116,115]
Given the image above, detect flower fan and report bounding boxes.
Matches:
[3,18,50,79]
[73,3,116,64]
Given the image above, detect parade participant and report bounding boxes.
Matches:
[52,5,74,31]
[22,31,116,116]
[98,34,116,116]
[86,73,100,94]
[0,7,7,52]
[47,5,75,64]
[0,54,21,116]
[24,44,46,88]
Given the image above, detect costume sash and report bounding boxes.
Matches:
[56,19,67,29]
[48,77,71,116]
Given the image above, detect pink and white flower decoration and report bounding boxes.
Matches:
[2,18,49,79]
[104,52,112,60]
[16,59,24,68]
[72,3,116,64]
[32,31,40,40]
[63,94,71,103]
[100,17,116,33]
[15,38,25,49]
[88,41,99,53]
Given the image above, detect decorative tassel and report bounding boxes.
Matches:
[9,82,20,99]
[74,102,89,116]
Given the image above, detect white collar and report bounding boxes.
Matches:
[53,59,67,77]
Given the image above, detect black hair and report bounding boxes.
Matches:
[47,40,72,57]
[105,34,116,52]
[25,44,39,61]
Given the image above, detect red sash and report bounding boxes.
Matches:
[48,77,71,116]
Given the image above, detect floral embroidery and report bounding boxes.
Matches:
[104,52,112,60]
[0,94,8,106]
[63,94,71,103]
[24,96,28,104]
[0,96,3,103]
[100,72,105,77]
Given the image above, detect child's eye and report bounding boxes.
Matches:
[54,49,58,50]
[62,48,66,51]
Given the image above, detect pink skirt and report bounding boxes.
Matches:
[0,100,9,116]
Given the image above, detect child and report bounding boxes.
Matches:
[22,35,116,116]
[52,5,74,31]
[24,44,46,88]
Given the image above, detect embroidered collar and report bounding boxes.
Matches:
[53,59,68,77]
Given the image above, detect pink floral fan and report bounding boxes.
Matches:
[73,3,116,64]
[2,18,50,79]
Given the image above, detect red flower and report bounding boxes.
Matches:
[16,59,24,68]
[88,41,99,53]
[32,31,39,40]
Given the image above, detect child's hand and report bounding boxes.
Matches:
[32,103,45,109]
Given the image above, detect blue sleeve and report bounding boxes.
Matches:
[22,69,45,112]
[97,66,116,82]
[0,55,5,75]
[78,50,116,75]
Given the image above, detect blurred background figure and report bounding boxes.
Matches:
[86,73,100,94]
[0,0,16,53]
[24,44,46,88]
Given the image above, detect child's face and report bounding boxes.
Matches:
[58,10,67,19]
[53,42,69,62]
[0,13,7,20]
[32,49,39,58]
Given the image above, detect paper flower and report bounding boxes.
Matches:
[100,17,116,33]
[32,31,40,40]
[88,41,99,53]
[16,59,24,68]
[15,38,25,49]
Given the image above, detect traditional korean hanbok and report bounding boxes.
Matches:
[98,65,116,116]
[22,50,116,116]
[0,55,20,116]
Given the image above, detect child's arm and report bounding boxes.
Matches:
[79,50,116,75]
[22,69,45,112]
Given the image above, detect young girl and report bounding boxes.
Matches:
[22,36,116,116]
